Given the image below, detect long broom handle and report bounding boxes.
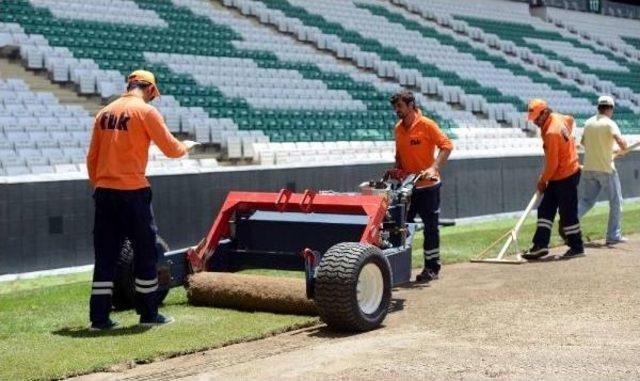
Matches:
[512,192,542,236]
[495,192,541,260]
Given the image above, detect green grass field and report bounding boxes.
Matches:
[1,201,638,381]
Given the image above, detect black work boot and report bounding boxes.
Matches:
[415,268,439,283]
[522,245,549,260]
[90,318,118,331]
[559,248,585,260]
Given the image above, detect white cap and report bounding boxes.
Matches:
[597,95,615,107]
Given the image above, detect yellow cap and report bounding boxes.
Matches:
[527,98,548,121]
[128,70,160,98]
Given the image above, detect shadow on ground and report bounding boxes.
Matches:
[53,325,151,338]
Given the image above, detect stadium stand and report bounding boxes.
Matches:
[0,77,91,176]
[1,1,259,160]
[1,0,413,144]
[231,0,523,124]
[0,0,639,174]
[544,7,640,59]
[227,0,638,127]
[389,0,640,102]
[388,0,640,128]
[0,76,217,177]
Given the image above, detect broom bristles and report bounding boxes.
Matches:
[186,272,318,316]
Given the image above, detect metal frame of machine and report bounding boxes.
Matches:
[186,189,389,272]
[131,175,426,331]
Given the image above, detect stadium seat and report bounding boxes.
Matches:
[4,165,30,176]
[1,0,638,173]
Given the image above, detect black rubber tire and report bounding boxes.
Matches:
[314,242,392,332]
[112,236,170,311]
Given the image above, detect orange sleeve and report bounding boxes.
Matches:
[541,134,559,183]
[86,115,101,186]
[427,121,454,151]
[144,107,187,158]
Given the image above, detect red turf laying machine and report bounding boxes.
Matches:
[113,174,426,331]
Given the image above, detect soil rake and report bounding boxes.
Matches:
[471,140,636,265]
[471,192,541,264]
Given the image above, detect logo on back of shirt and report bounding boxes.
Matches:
[560,117,574,143]
[100,112,130,131]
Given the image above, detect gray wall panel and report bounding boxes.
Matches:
[501,156,544,211]
[617,156,640,198]
[452,158,504,217]
[2,152,640,274]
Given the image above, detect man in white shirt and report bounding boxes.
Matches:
[578,95,628,245]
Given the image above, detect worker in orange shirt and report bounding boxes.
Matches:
[523,99,584,260]
[86,70,199,330]
[388,91,453,283]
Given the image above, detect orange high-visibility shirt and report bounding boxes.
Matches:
[540,112,580,183]
[86,94,187,190]
[395,109,454,187]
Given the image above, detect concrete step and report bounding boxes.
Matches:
[0,52,103,116]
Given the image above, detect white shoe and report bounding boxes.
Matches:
[140,313,175,327]
[606,237,628,245]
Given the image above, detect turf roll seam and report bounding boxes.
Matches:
[186,272,317,315]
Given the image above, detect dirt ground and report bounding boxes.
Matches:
[71,239,640,381]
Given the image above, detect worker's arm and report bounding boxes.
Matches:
[614,134,628,152]
[144,107,188,158]
[394,146,402,169]
[433,148,452,170]
[423,122,453,179]
[86,115,101,186]
[614,134,628,149]
[610,120,630,158]
[612,122,627,151]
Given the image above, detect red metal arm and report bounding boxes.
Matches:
[186,190,388,272]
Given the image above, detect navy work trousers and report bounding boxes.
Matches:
[89,187,160,325]
[407,183,441,273]
[533,171,584,252]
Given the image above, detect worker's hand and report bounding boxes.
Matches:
[182,140,201,151]
[536,176,547,193]
[421,165,440,182]
[384,168,406,181]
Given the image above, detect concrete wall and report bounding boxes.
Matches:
[2,152,640,274]
[520,0,640,18]
[602,0,640,18]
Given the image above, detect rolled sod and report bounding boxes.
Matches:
[186,272,318,315]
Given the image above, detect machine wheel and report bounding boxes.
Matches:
[314,242,392,332]
[112,236,170,311]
